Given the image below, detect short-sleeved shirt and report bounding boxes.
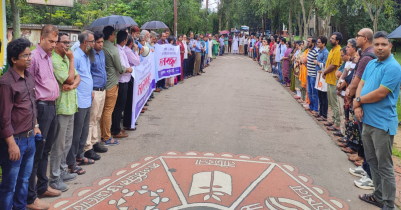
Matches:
[352,46,374,81]
[73,48,93,108]
[51,52,78,115]
[325,45,343,85]
[224,37,228,45]
[307,47,319,77]
[201,40,206,56]
[315,47,329,72]
[361,54,401,135]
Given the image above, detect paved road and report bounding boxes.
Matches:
[44,54,376,209]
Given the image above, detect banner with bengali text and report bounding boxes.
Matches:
[154,44,181,81]
[131,52,155,128]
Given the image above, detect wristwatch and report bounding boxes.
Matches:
[356,97,361,102]
[35,124,39,128]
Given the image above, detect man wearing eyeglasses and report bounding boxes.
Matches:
[26,24,62,210]
[49,32,81,192]
[0,38,41,210]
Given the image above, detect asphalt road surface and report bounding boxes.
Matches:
[43,54,377,210]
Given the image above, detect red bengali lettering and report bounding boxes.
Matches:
[137,74,151,96]
[159,57,177,67]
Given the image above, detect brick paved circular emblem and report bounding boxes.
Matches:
[49,152,349,210]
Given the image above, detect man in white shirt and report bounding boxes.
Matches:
[239,34,244,55]
[183,35,189,78]
[208,34,213,63]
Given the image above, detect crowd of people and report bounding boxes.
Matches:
[0,24,238,210]
[243,29,400,210]
[1,23,401,210]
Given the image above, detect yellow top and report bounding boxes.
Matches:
[325,45,343,85]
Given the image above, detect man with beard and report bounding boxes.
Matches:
[67,30,95,175]
[49,32,81,192]
[84,32,108,163]
[100,26,129,146]
[27,24,61,210]
[323,32,343,132]
[111,30,134,138]
[0,38,41,210]
[306,37,319,114]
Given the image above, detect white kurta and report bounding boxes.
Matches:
[208,40,213,58]
[232,36,239,53]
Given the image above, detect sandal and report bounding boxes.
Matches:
[69,165,86,175]
[317,117,327,121]
[324,122,333,126]
[333,131,343,137]
[76,157,95,166]
[326,126,338,131]
[102,138,120,146]
[359,194,383,208]
[337,136,348,143]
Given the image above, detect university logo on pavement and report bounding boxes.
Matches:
[50,152,349,210]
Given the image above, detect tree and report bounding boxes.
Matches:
[10,0,22,40]
[361,0,387,33]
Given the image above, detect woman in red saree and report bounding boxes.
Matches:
[177,35,185,82]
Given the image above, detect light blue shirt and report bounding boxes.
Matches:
[219,38,224,46]
[74,48,93,108]
[315,47,329,72]
[361,54,401,135]
[189,39,196,51]
[293,50,299,66]
[194,40,202,53]
[91,49,107,88]
[280,44,287,60]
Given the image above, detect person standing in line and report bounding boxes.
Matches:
[189,32,196,75]
[177,35,185,81]
[84,32,109,162]
[100,26,127,146]
[184,35,192,79]
[323,32,343,132]
[111,30,134,139]
[193,35,202,76]
[306,37,319,114]
[219,35,225,56]
[26,25,62,210]
[282,41,293,87]
[244,35,248,56]
[156,33,168,89]
[355,31,401,210]
[314,36,330,122]
[122,35,141,132]
[228,34,232,53]
[0,38,41,210]
[49,32,81,192]
[67,31,95,176]
[232,34,239,54]
[239,34,244,55]
[208,34,213,64]
[224,35,229,54]
[200,34,206,74]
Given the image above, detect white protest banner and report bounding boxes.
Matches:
[131,52,155,128]
[154,44,181,80]
[315,71,328,92]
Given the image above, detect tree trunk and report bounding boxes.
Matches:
[300,0,308,40]
[362,0,385,33]
[288,5,293,43]
[225,11,230,30]
[296,11,303,40]
[218,0,222,32]
[314,8,318,37]
[10,0,21,40]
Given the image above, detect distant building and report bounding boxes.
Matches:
[7,24,81,46]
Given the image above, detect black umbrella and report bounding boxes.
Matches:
[88,15,138,32]
[140,21,169,30]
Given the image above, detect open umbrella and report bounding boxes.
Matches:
[220,30,230,35]
[88,15,138,32]
[140,21,169,30]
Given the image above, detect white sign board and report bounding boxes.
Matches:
[27,0,74,7]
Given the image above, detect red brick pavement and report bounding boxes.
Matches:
[278,80,401,208]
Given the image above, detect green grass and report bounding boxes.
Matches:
[394,52,401,65]
[393,147,401,159]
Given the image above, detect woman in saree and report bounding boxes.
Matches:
[299,42,309,106]
[281,42,292,86]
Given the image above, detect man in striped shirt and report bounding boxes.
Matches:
[306,37,319,113]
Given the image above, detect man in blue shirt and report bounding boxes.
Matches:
[85,31,108,161]
[67,31,95,171]
[354,31,401,210]
[219,35,225,56]
[189,32,196,76]
[194,35,202,76]
[315,36,330,120]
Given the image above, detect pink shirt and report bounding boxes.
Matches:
[117,45,131,83]
[123,46,140,67]
[27,44,59,101]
